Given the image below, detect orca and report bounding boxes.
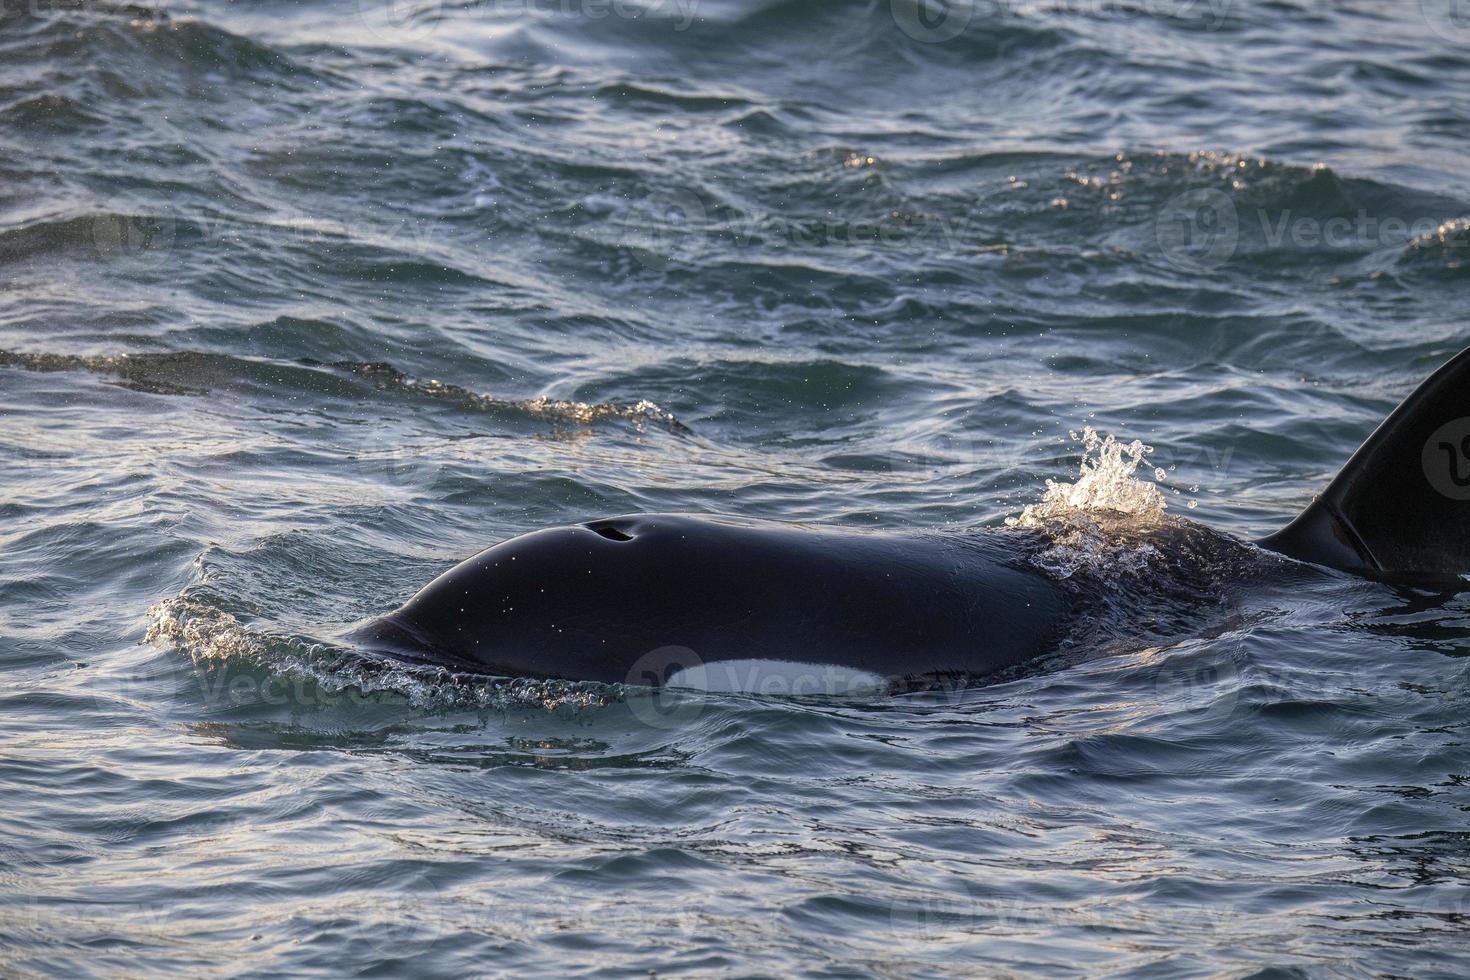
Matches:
[356,346,1470,692]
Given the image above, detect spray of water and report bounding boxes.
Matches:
[1006,427,1174,579]
[145,595,614,713]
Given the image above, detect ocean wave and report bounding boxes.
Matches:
[1395,217,1470,279]
[0,93,106,130]
[145,592,618,714]
[0,348,688,430]
[8,8,327,90]
[331,358,689,429]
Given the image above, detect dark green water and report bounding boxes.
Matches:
[3,0,1470,974]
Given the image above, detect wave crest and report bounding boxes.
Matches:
[145,593,616,714]
[0,348,687,430]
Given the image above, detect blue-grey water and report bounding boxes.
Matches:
[4,0,1470,974]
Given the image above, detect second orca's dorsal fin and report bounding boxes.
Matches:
[1259,345,1470,581]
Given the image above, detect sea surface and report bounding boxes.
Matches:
[3,0,1470,975]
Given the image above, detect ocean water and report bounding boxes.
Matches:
[4,0,1470,974]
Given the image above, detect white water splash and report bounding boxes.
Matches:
[1010,427,1168,524]
[145,596,272,663]
[1006,427,1171,579]
[145,595,613,714]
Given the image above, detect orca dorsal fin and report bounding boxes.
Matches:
[1259,345,1470,582]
